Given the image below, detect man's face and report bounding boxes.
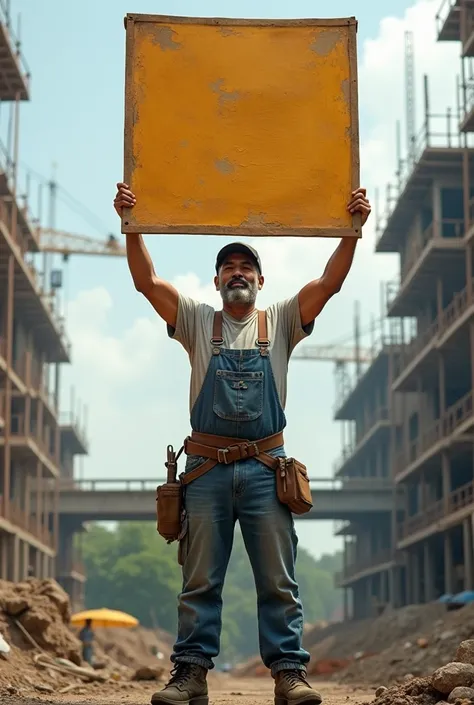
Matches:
[215,253,263,305]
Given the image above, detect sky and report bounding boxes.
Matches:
[8,0,462,560]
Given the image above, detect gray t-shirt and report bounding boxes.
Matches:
[168,294,314,412]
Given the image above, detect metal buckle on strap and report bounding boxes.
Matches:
[217,442,260,464]
[217,447,231,464]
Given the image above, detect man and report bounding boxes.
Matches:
[114,183,371,705]
[78,618,94,666]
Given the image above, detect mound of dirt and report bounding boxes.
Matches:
[0,578,82,666]
[0,578,169,700]
[336,603,474,685]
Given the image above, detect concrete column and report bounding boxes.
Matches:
[20,540,28,581]
[433,182,442,240]
[343,589,349,621]
[0,533,7,578]
[11,534,20,583]
[470,323,474,393]
[389,566,397,608]
[466,242,473,302]
[442,452,451,515]
[41,552,49,579]
[436,277,444,318]
[424,542,435,602]
[444,532,454,595]
[381,570,389,604]
[464,518,474,591]
[438,353,446,417]
[366,578,373,618]
[412,552,421,604]
[35,548,41,576]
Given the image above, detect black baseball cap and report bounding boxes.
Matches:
[215,242,262,274]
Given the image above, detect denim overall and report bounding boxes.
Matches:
[172,311,310,676]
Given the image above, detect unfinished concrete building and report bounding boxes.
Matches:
[337,0,474,617]
[0,5,88,591]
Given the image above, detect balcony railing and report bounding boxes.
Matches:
[398,499,444,540]
[398,478,474,542]
[10,413,59,469]
[339,550,393,582]
[335,327,405,413]
[59,410,88,449]
[376,109,464,245]
[0,495,53,548]
[394,390,474,477]
[436,0,458,36]
[333,406,390,473]
[0,0,31,87]
[401,219,464,283]
[392,277,474,384]
[60,475,394,493]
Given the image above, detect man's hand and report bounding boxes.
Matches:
[114,182,136,217]
[348,187,371,226]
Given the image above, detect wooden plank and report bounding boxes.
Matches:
[122,14,360,237]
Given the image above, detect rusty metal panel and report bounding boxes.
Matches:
[122,14,360,237]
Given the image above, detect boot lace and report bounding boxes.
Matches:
[282,670,310,688]
[167,663,201,689]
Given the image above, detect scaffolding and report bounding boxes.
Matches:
[336,0,474,619]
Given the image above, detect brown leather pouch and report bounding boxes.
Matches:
[156,445,183,542]
[276,457,313,515]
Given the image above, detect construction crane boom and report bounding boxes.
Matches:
[292,346,374,364]
[38,228,126,257]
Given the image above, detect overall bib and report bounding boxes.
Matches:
[172,311,310,676]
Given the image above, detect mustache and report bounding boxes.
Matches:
[226,276,250,289]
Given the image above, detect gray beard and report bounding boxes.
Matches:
[220,279,258,305]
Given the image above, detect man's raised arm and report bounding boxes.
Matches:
[298,187,372,327]
[114,182,179,327]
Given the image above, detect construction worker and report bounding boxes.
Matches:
[114,183,371,705]
[78,618,94,666]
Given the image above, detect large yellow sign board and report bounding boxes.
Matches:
[122,14,360,237]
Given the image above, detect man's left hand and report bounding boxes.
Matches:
[348,187,371,226]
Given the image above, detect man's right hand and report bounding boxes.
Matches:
[114,182,136,217]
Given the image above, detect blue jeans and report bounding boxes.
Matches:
[172,450,310,675]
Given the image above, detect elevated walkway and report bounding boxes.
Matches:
[58,477,394,522]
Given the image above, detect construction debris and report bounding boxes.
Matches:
[361,640,474,704]
[0,577,169,699]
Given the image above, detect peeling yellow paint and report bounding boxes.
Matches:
[125,17,359,236]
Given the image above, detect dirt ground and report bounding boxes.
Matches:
[3,675,375,705]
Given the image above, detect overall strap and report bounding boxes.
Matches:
[257,309,270,355]
[211,311,224,355]
[210,310,270,355]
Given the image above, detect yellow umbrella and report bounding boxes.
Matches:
[71,608,139,628]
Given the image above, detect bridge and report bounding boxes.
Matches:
[58,477,394,522]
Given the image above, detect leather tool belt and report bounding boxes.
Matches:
[181,430,284,485]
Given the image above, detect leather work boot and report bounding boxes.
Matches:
[274,669,322,705]
[151,663,208,705]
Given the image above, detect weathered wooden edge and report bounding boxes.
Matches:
[348,21,362,235]
[121,223,362,238]
[125,13,357,28]
[121,15,135,230]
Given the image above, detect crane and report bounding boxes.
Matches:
[292,346,373,364]
[37,227,126,258]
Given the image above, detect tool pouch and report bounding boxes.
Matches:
[156,445,183,542]
[276,457,313,515]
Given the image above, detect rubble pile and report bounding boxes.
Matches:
[0,578,168,700]
[306,603,447,666]
[363,640,474,705]
[337,603,474,684]
[0,578,82,664]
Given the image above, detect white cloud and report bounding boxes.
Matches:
[62,0,460,558]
